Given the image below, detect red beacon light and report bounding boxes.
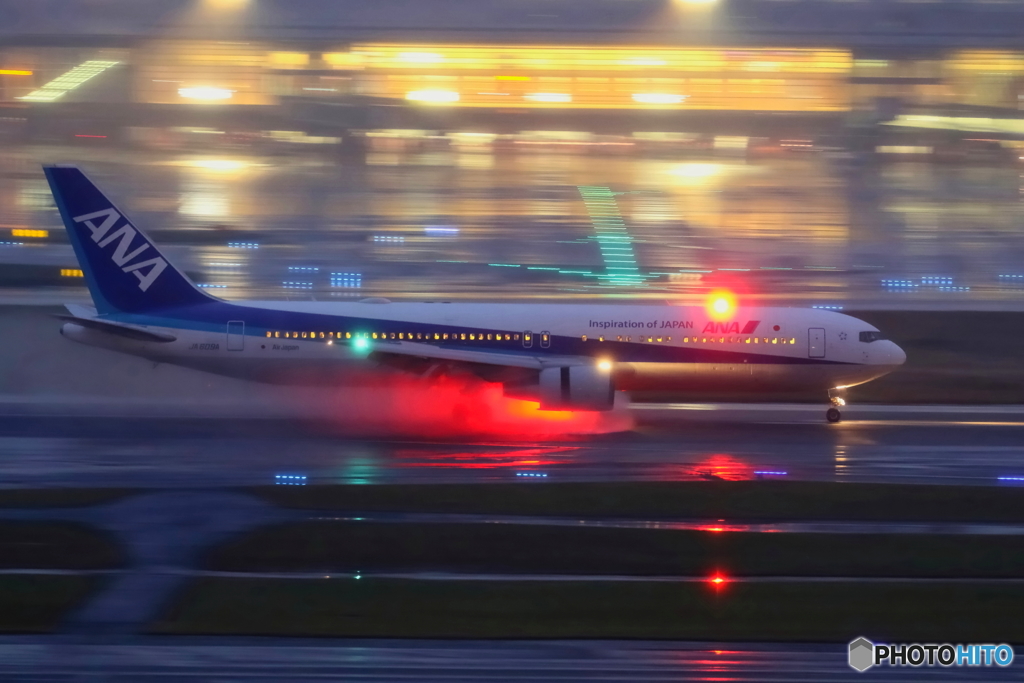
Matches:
[706,289,737,321]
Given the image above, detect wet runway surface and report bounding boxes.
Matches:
[0,637,1020,682]
[1,407,1023,489]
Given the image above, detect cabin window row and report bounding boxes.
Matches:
[265,330,523,342]
[582,335,798,345]
[265,330,797,346]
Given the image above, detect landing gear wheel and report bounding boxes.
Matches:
[826,407,842,423]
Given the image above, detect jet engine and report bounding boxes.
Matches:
[536,365,615,411]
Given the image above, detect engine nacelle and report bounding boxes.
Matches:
[537,365,615,411]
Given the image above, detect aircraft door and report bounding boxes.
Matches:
[808,327,825,358]
[227,321,245,351]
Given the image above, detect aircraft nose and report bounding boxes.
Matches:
[888,342,907,366]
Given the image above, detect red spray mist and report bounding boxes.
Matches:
[283,372,634,439]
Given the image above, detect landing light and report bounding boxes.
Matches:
[632,93,686,105]
[190,159,248,172]
[525,93,572,103]
[178,86,234,101]
[597,359,613,372]
[405,90,460,103]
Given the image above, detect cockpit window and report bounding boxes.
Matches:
[859,331,885,343]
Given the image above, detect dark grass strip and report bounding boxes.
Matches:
[0,521,125,569]
[154,577,1024,642]
[0,575,103,633]
[251,481,1024,523]
[207,520,1024,578]
[0,488,136,509]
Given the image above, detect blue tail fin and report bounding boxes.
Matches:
[44,165,214,315]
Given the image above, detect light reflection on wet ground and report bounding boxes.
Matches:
[1,146,1023,306]
[306,511,1024,536]
[0,636,1018,682]
[0,413,1022,489]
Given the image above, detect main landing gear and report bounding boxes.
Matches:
[826,390,846,423]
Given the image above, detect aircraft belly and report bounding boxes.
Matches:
[615,362,890,392]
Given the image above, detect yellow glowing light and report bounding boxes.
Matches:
[0,70,32,76]
[399,52,443,64]
[190,159,248,172]
[525,93,572,103]
[669,163,720,180]
[745,61,781,72]
[405,89,460,103]
[178,86,234,101]
[12,229,48,238]
[61,269,84,278]
[323,52,364,69]
[620,58,667,67]
[268,52,309,68]
[597,360,613,372]
[632,93,686,105]
[707,290,737,321]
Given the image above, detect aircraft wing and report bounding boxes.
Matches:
[363,339,587,374]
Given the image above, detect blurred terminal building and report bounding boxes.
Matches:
[1,0,1024,153]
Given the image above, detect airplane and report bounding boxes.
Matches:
[44,165,905,423]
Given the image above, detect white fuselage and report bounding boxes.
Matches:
[61,301,906,395]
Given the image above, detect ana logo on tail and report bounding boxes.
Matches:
[72,208,167,292]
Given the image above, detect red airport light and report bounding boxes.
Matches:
[708,572,729,589]
[706,289,737,321]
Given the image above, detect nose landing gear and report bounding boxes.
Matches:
[826,390,846,423]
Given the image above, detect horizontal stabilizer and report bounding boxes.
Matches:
[55,314,177,343]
